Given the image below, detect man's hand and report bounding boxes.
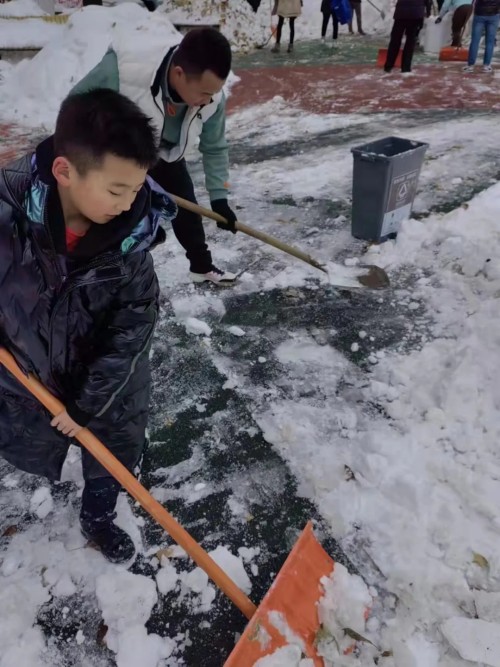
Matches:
[211,199,238,234]
[51,410,83,438]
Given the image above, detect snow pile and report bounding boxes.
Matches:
[209,544,252,594]
[164,0,269,52]
[316,564,374,665]
[0,16,64,49]
[255,181,500,665]
[95,569,176,667]
[183,316,212,336]
[441,618,500,667]
[29,486,54,519]
[0,3,180,126]
[0,0,48,16]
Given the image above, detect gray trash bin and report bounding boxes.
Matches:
[351,136,428,242]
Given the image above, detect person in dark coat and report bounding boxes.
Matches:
[384,0,432,72]
[321,0,339,42]
[0,89,176,563]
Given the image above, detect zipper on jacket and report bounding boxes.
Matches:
[174,109,201,163]
[94,308,158,418]
[42,200,67,287]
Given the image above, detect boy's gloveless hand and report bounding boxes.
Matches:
[51,410,83,438]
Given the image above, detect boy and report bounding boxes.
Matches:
[0,89,176,563]
[71,27,238,286]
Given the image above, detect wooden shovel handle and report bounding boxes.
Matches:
[171,194,327,274]
[0,348,257,620]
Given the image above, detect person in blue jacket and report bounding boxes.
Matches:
[435,0,473,47]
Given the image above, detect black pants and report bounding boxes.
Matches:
[148,158,213,274]
[81,477,121,525]
[276,16,296,44]
[451,4,472,46]
[348,0,363,32]
[321,9,339,38]
[385,18,421,72]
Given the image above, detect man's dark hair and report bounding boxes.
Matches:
[172,28,232,80]
[54,89,158,175]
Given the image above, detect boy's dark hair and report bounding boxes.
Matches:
[172,28,232,80]
[54,89,159,175]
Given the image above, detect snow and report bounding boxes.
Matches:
[0,4,180,126]
[162,0,394,51]
[441,618,500,667]
[96,569,176,666]
[254,644,313,666]
[183,316,212,336]
[228,325,246,336]
[0,0,48,16]
[29,485,54,518]
[253,563,372,666]
[156,560,178,595]
[0,18,64,49]
[209,545,252,595]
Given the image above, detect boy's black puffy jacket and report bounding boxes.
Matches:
[0,137,176,479]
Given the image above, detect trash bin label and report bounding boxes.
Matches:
[381,168,420,237]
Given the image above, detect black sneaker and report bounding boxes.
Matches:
[81,518,136,564]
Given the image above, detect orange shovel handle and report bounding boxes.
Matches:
[0,347,257,620]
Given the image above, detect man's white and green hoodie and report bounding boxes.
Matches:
[71,33,229,201]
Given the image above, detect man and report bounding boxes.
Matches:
[71,27,238,286]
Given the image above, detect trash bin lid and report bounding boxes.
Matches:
[351,136,429,162]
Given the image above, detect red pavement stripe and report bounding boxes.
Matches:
[228,63,500,114]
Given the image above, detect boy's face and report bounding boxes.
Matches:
[171,67,225,107]
[53,154,148,224]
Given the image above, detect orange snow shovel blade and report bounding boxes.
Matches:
[439,46,468,61]
[225,522,334,666]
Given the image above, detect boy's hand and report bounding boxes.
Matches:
[51,410,83,438]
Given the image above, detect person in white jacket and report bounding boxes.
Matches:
[435,0,473,46]
[271,0,303,53]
